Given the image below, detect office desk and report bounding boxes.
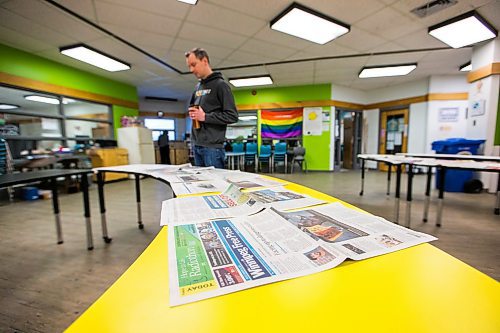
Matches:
[0,169,94,250]
[65,181,499,333]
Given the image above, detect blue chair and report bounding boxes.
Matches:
[258,145,272,173]
[244,142,258,173]
[272,142,287,174]
[229,142,244,170]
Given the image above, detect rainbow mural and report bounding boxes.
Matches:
[261,109,303,139]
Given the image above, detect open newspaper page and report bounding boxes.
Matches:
[168,203,437,306]
[272,202,437,260]
[93,163,187,174]
[170,179,230,195]
[160,184,265,226]
[223,172,286,191]
[152,169,216,183]
[247,186,326,211]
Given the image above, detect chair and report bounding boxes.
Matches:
[0,139,14,200]
[258,145,272,173]
[244,142,258,173]
[272,142,287,174]
[291,146,307,173]
[230,142,244,170]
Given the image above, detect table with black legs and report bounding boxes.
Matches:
[94,168,173,242]
[0,169,94,250]
[358,154,500,228]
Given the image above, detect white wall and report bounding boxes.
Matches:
[365,79,429,103]
[425,100,468,152]
[331,84,367,104]
[429,75,468,93]
[408,102,427,153]
[362,109,379,169]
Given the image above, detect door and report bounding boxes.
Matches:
[379,109,408,171]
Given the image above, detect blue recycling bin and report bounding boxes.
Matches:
[432,138,485,192]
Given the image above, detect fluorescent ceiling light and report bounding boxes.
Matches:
[459,62,472,72]
[24,95,61,105]
[0,103,19,110]
[238,116,258,121]
[428,11,497,48]
[177,0,198,4]
[359,64,417,78]
[60,44,131,72]
[229,75,273,87]
[270,3,350,44]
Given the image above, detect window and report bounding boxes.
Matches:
[144,118,176,141]
[0,85,113,156]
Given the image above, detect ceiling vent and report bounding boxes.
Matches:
[411,0,458,18]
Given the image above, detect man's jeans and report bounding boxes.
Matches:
[194,145,225,169]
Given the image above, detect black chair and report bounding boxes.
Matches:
[291,146,307,173]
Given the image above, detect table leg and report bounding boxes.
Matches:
[436,167,446,227]
[135,174,144,229]
[97,172,112,243]
[405,165,414,229]
[387,163,391,196]
[50,177,63,244]
[394,164,402,224]
[80,173,94,250]
[495,173,500,215]
[359,159,365,196]
[423,167,432,222]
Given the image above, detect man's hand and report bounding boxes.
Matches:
[188,105,206,122]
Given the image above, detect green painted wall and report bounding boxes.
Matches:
[234,84,331,171]
[0,44,138,103]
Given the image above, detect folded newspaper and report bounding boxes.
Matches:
[168,202,437,306]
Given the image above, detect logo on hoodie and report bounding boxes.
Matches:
[195,89,211,97]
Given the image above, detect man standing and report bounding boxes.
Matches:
[185,48,238,168]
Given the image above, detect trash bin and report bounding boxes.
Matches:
[432,138,485,192]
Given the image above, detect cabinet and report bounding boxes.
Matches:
[88,148,129,182]
[117,127,155,164]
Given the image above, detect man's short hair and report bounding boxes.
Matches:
[185,48,210,64]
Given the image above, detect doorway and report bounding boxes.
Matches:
[379,108,408,171]
[334,109,363,170]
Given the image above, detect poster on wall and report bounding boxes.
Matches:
[438,107,459,122]
[470,100,485,117]
[261,109,303,139]
[303,107,322,136]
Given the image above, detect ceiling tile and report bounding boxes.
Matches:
[186,1,266,37]
[53,0,98,22]
[355,6,423,41]
[177,21,248,49]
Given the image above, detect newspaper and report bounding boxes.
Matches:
[160,184,265,226]
[247,186,326,211]
[223,173,286,191]
[170,179,230,195]
[168,202,436,306]
[93,163,185,174]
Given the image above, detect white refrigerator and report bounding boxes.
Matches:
[117,127,155,164]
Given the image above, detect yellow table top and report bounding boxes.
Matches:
[65,181,500,333]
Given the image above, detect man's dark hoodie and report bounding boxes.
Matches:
[190,71,238,148]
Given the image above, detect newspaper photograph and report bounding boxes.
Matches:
[168,203,436,306]
[160,184,265,226]
[170,179,230,195]
[223,173,286,191]
[247,186,326,211]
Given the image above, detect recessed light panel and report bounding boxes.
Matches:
[428,11,497,48]
[177,0,198,4]
[459,62,472,72]
[0,104,19,110]
[60,44,131,72]
[24,95,61,105]
[359,64,417,78]
[270,3,350,44]
[229,76,273,87]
